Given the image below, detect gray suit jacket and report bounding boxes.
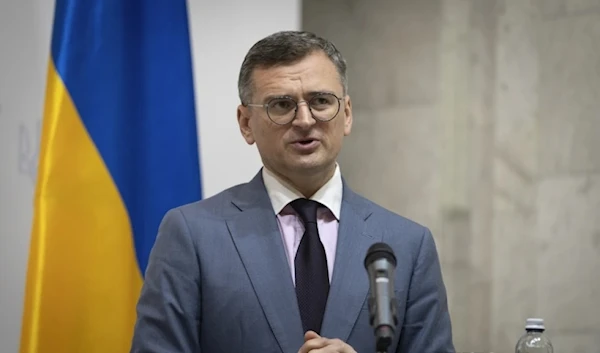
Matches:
[130,171,454,353]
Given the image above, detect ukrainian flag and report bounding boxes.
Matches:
[19,1,201,352]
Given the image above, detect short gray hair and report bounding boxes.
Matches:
[238,31,348,104]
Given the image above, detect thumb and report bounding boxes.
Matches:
[304,330,320,341]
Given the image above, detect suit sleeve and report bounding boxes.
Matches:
[396,228,455,353]
[130,208,201,353]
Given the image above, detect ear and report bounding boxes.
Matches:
[343,95,353,136]
[237,105,255,145]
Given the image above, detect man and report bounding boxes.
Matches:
[130,31,454,353]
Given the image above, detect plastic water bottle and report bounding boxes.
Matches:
[515,318,554,353]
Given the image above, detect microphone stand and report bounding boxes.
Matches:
[374,325,393,353]
[364,243,398,353]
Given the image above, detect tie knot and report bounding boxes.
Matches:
[290,198,320,224]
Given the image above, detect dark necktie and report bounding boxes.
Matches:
[290,198,330,334]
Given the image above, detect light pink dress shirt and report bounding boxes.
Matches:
[262,165,343,285]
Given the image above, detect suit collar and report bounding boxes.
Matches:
[319,191,379,342]
[261,164,343,219]
[231,168,371,220]
[228,169,376,351]
[227,171,302,352]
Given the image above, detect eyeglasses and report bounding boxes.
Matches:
[244,92,343,125]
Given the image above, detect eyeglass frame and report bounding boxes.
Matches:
[242,92,345,125]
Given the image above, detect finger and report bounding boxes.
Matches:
[319,339,356,353]
[304,330,320,341]
[326,338,347,352]
[338,343,357,353]
[298,337,328,353]
[307,340,345,353]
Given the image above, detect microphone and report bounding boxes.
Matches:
[364,242,398,353]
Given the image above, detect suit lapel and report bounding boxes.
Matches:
[320,183,380,342]
[226,172,304,353]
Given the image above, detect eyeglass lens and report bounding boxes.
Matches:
[267,93,340,124]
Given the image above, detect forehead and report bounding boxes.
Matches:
[251,51,343,98]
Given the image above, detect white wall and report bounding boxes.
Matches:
[0,1,55,352]
[0,0,300,351]
[189,0,301,196]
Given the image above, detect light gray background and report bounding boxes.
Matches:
[304,0,600,352]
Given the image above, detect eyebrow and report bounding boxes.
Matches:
[262,90,339,102]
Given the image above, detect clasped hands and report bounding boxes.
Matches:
[298,331,357,353]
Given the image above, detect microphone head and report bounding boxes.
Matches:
[364,242,397,269]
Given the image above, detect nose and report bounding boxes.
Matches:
[292,101,316,128]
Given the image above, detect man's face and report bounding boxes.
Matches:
[237,51,353,179]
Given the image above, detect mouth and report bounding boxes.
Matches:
[291,138,321,152]
[295,138,318,145]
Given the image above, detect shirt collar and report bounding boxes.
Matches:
[262,164,343,220]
